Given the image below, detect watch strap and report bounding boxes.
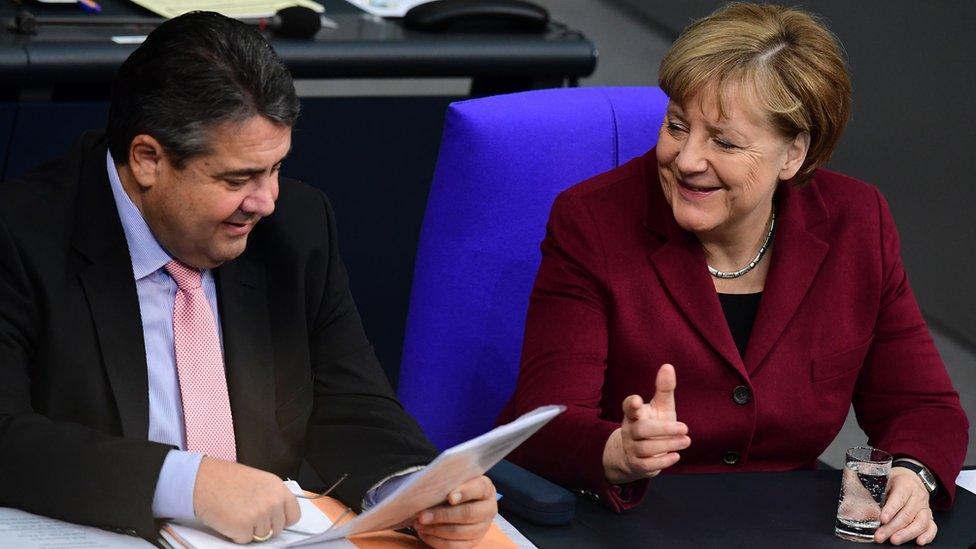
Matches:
[893,459,939,496]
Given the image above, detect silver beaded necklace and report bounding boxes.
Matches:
[707,206,776,279]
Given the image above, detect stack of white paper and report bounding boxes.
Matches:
[0,507,151,548]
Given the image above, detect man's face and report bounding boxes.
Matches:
[140,116,291,269]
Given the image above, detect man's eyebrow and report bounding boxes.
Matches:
[214,167,265,178]
[213,151,291,178]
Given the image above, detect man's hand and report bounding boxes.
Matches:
[413,476,497,548]
[873,467,937,545]
[603,364,690,485]
[193,457,301,544]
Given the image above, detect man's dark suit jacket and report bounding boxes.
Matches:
[0,131,437,538]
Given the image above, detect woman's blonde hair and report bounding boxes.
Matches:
[658,3,851,185]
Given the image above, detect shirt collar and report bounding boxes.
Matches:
[105,150,173,280]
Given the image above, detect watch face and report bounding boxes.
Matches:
[919,469,938,492]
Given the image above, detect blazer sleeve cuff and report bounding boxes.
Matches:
[883,442,960,511]
[578,421,649,512]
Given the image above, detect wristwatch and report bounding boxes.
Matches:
[893,459,939,497]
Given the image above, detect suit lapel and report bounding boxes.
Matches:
[744,183,829,374]
[650,233,746,376]
[215,254,277,469]
[72,134,150,440]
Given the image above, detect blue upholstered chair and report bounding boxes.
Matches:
[397,87,670,450]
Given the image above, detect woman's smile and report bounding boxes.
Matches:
[676,178,724,201]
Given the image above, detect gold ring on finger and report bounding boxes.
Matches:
[252,531,273,542]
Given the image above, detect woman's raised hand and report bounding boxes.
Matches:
[603,364,691,485]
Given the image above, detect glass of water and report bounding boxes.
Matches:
[835,446,892,542]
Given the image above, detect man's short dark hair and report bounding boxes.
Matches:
[107,11,300,167]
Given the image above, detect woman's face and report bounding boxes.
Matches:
[656,86,808,240]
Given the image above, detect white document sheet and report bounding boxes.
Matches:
[342,0,432,18]
[0,507,151,548]
[956,469,976,496]
[161,481,355,548]
[288,404,565,546]
[282,480,336,534]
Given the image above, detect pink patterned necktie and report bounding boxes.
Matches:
[165,260,237,462]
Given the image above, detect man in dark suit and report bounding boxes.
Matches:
[0,11,495,546]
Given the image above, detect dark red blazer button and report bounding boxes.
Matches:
[732,385,752,405]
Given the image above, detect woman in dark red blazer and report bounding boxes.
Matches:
[498,4,968,546]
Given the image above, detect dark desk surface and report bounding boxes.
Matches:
[0,0,596,90]
[505,471,976,548]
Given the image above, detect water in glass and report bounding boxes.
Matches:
[834,446,891,543]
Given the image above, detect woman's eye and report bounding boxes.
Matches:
[666,122,686,134]
[714,138,737,150]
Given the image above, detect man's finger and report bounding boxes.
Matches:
[650,364,676,412]
[284,493,301,527]
[420,498,496,526]
[621,395,646,422]
[251,518,272,544]
[416,520,490,541]
[416,531,478,549]
[445,476,495,506]
[227,527,253,545]
[269,506,286,539]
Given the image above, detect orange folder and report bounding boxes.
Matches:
[312,496,518,548]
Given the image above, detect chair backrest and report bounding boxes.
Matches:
[397,87,669,449]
